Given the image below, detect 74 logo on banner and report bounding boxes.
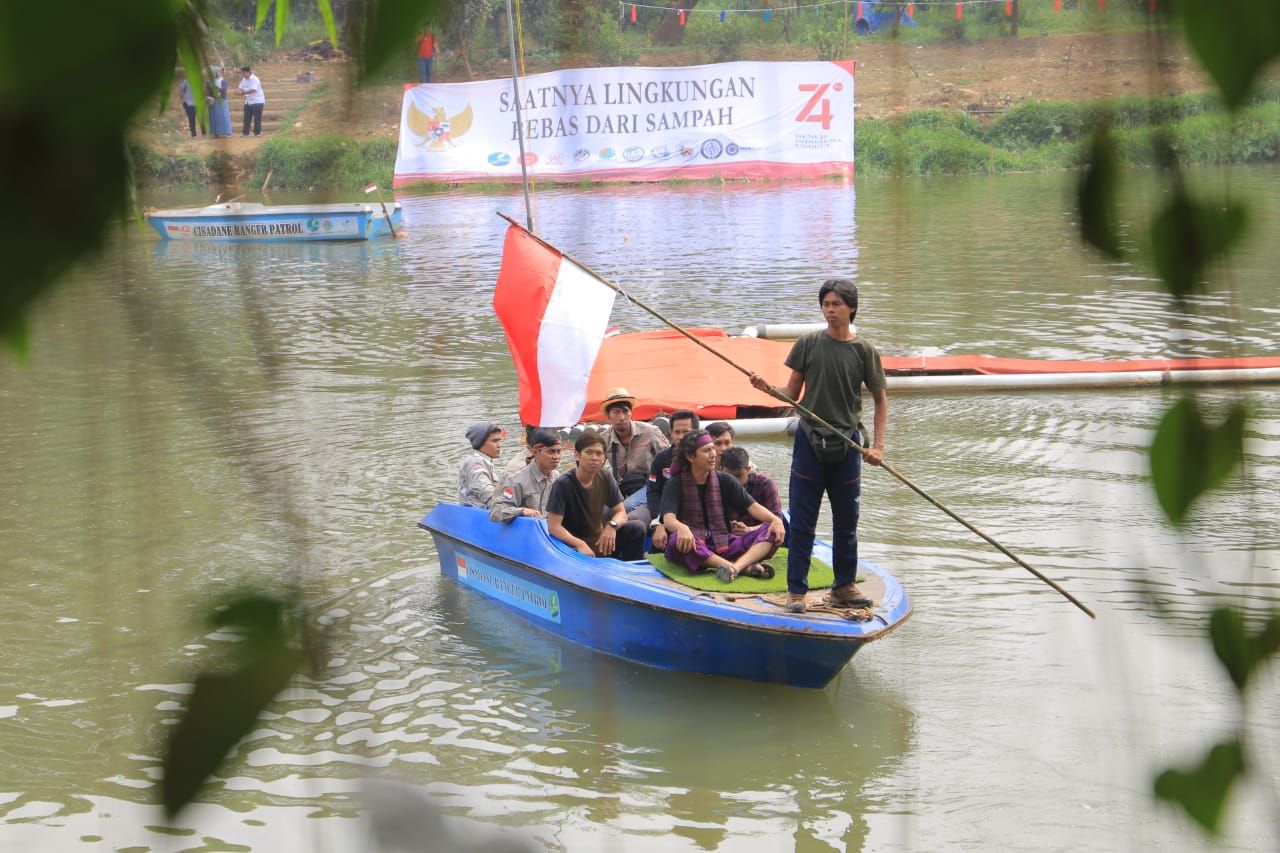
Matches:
[796,83,837,130]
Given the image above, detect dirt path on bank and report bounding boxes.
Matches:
[135,31,1218,175]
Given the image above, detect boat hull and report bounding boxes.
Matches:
[144,201,402,242]
[420,503,911,688]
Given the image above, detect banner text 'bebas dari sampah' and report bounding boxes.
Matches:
[393,61,854,186]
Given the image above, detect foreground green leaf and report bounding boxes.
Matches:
[1077,123,1122,258]
[1149,396,1247,525]
[1179,0,1280,110]
[1154,740,1245,837]
[0,0,182,353]
[1149,185,1248,300]
[1210,606,1280,693]
[161,593,307,818]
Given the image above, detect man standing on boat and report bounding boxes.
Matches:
[490,428,563,522]
[645,409,699,551]
[546,431,646,561]
[599,387,668,527]
[750,279,888,614]
[458,422,503,508]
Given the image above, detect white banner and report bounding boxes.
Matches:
[393,61,854,186]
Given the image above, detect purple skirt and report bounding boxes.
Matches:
[663,522,780,572]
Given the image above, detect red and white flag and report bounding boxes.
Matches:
[363,183,378,194]
[493,225,616,427]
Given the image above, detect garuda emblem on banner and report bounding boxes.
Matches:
[407,102,474,150]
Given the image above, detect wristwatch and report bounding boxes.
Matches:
[608,520,619,529]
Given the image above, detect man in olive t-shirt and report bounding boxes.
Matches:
[750,279,888,613]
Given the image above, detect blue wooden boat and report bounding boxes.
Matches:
[418,503,912,688]
[144,201,402,242]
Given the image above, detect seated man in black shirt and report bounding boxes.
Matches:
[547,430,646,561]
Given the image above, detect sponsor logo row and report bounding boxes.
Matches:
[487,138,747,168]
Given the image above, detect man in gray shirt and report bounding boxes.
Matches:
[489,428,563,521]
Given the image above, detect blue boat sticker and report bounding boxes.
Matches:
[455,555,562,623]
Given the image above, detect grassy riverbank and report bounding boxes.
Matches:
[131,85,1280,192]
[127,26,1280,192]
[857,85,1280,176]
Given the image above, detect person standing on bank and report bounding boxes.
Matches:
[208,66,232,138]
[177,71,206,138]
[416,29,438,83]
[236,66,266,137]
[749,279,888,614]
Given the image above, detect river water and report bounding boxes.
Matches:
[1,168,1278,852]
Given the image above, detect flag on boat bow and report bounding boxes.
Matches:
[493,225,616,427]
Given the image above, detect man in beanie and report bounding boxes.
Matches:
[458,422,503,508]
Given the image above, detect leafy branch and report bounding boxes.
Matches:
[1076,3,1280,838]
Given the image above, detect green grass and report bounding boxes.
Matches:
[855,87,1280,176]
[646,546,860,594]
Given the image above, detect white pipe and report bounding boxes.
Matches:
[739,323,826,340]
[888,367,1280,393]
[718,417,799,436]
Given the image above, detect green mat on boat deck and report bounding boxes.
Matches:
[646,547,854,593]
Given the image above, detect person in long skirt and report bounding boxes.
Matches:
[208,67,232,137]
[207,67,232,137]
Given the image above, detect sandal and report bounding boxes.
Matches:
[740,563,776,580]
[716,564,737,584]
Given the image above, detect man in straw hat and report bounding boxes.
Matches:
[599,387,668,527]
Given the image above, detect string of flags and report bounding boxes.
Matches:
[622,0,1157,25]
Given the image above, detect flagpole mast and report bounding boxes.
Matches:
[506,0,536,233]
[495,212,1095,619]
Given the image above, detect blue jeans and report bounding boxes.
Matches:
[418,57,434,83]
[786,428,861,595]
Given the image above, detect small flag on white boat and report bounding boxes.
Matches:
[494,225,616,428]
[363,183,378,194]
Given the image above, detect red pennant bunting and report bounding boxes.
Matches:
[679,8,686,25]
[857,2,864,18]
[907,3,914,17]
[955,2,962,20]
[630,4,636,22]
[1005,0,1012,14]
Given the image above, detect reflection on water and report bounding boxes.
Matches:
[1,169,1278,851]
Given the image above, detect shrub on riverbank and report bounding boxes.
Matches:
[855,85,1280,176]
[250,135,397,190]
